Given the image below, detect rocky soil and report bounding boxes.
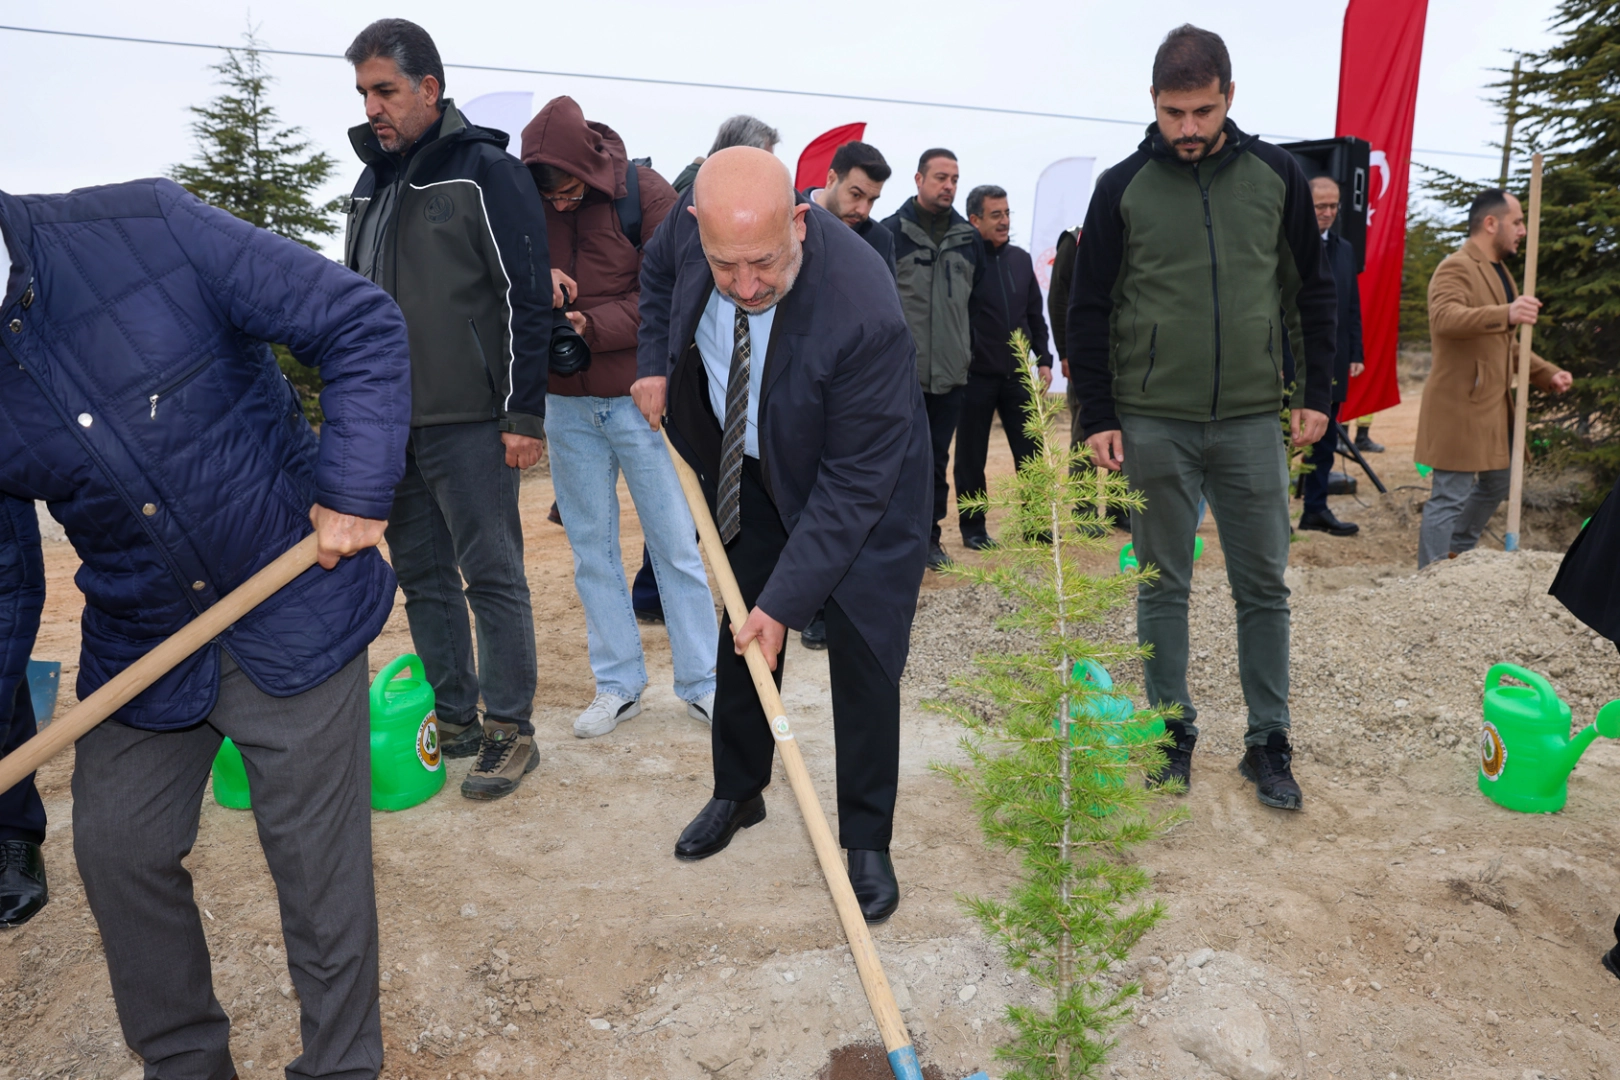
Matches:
[6,391,1620,1080]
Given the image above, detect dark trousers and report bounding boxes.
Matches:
[711,459,900,850]
[1301,401,1342,515]
[72,653,380,1080]
[922,386,964,544]
[0,678,44,845]
[387,421,537,734]
[954,372,1039,536]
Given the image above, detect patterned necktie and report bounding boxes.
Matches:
[716,304,751,543]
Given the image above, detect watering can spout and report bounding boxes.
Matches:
[1552,699,1620,777]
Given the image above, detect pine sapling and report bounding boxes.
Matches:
[930,330,1185,1079]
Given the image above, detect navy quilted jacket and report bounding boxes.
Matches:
[0,178,411,731]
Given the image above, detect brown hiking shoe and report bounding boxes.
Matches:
[460,721,539,801]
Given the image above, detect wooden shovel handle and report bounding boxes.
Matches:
[0,533,322,796]
[661,432,914,1058]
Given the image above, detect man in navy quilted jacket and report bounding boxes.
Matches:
[0,178,410,1079]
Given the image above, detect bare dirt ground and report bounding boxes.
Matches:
[6,387,1620,1080]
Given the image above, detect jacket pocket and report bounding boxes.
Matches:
[468,319,498,398]
[146,355,216,419]
[1141,324,1159,392]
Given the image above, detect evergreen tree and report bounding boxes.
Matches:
[1398,211,1454,350]
[1419,0,1620,493]
[171,32,344,420]
[931,331,1180,1078]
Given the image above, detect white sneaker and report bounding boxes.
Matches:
[686,691,716,726]
[573,692,641,738]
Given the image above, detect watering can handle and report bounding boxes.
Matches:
[1485,663,1561,716]
[369,653,422,714]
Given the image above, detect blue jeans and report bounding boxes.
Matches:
[545,395,717,703]
[386,421,537,734]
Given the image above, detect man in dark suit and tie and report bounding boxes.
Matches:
[1298,175,1366,537]
[631,147,930,923]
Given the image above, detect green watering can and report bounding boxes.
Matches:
[369,653,445,811]
[1477,663,1620,813]
[1119,537,1203,574]
[211,737,252,809]
[211,654,445,812]
[1062,660,1166,815]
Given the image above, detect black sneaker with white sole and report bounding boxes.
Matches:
[1238,732,1303,810]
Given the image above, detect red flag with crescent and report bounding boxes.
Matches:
[1336,0,1428,419]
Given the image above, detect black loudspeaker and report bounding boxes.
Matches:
[1278,136,1371,273]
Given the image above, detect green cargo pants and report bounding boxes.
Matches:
[1118,412,1293,746]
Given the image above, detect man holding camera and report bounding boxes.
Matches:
[520,95,718,739]
[345,19,550,799]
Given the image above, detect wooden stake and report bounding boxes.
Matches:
[1504,152,1543,553]
[661,431,934,1080]
[0,533,321,797]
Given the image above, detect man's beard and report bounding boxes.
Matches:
[726,238,804,315]
[1172,132,1219,162]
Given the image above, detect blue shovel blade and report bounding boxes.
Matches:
[27,660,61,727]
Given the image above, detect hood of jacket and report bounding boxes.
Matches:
[1138,117,1254,166]
[520,95,627,200]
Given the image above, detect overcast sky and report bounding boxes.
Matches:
[5,0,1557,259]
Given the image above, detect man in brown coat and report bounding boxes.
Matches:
[1414,188,1572,568]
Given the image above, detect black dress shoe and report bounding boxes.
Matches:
[1298,509,1359,537]
[675,796,766,860]
[925,543,952,571]
[1354,432,1385,453]
[847,849,899,923]
[961,532,996,552]
[800,611,827,650]
[0,841,47,928]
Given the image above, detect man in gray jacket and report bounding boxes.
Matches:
[881,149,984,570]
[346,19,551,800]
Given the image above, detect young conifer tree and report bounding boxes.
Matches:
[931,331,1183,1078]
[171,30,344,420]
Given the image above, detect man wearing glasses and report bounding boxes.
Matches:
[1296,174,1365,537]
[953,184,1051,550]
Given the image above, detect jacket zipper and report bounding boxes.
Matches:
[1194,144,1242,420]
[1266,320,1278,379]
[1142,324,1158,391]
[148,355,215,418]
[525,234,537,293]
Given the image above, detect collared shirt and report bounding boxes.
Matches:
[696,288,773,458]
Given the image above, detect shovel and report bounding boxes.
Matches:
[0,533,321,798]
[663,432,986,1080]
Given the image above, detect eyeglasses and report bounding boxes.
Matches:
[545,192,586,205]
[1314,201,1340,213]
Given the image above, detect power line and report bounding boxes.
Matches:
[1,22,1501,161]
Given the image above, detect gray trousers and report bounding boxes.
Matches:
[1119,413,1293,746]
[72,652,380,1080]
[1418,467,1510,569]
[386,421,537,734]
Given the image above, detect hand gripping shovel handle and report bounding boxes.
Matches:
[661,432,937,1080]
[0,533,322,798]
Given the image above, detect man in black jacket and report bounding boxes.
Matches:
[1297,175,1365,537]
[807,141,897,279]
[631,148,930,923]
[346,19,551,799]
[954,185,1051,548]
[1067,25,1336,810]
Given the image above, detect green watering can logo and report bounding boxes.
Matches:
[1478,663,1620,814]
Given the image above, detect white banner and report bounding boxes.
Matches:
[460,92,536,157]
[1029,156,1095,392]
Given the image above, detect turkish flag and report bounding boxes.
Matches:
[1336,0,1428,419]
[795,123,866,192]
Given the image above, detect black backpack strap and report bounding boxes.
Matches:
[615,159,646,250]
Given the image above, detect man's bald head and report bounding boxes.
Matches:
[690,147,808,314]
